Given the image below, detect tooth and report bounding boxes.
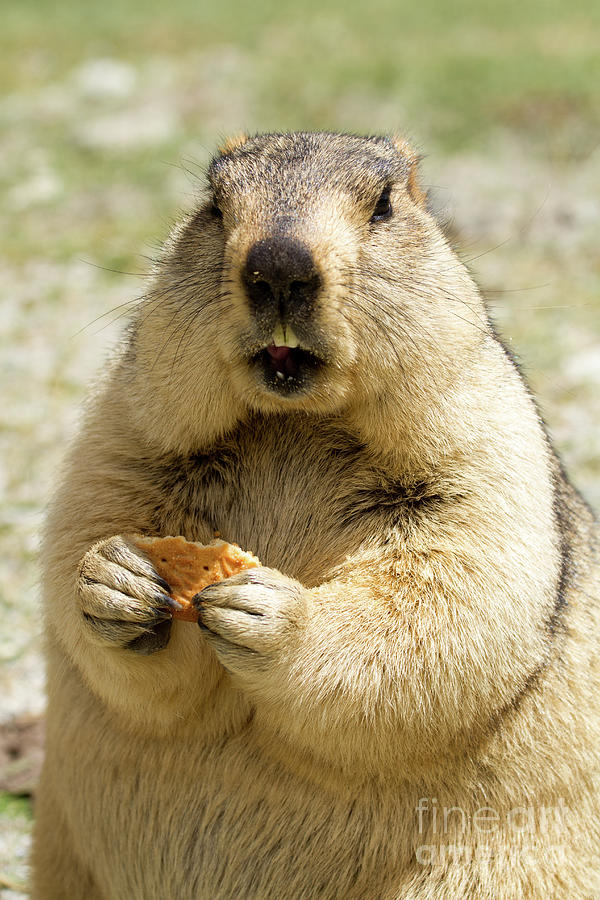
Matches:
[271,323,300,348]
[272,323,286,347]
[276,371,285,380]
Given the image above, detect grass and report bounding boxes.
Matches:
[0,794,31,895]
[0,795,31,822]
[2,0,599,146]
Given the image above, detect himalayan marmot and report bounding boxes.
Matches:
[32,132,599,899]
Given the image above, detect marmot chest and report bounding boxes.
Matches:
[154,415,379,585]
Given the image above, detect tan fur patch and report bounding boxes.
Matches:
[392,135,427,208]
[218,132,249,155]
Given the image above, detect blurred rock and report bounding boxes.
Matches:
[0,715,44,797]
[8,172,62,211]
[73,58,137,100]
[73,106,179,151]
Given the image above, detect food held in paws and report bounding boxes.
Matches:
[132,535,260,622]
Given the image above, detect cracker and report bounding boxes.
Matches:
[133,535,260,622]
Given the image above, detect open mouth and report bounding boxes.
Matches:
[254,344,322,393]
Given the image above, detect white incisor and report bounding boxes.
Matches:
[271,323,300,348]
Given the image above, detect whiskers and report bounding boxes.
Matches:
[72,292,149,338]
[144,271,234,385]
[72,256,162,338]
[340,267,480,400]
[76,248,237,388]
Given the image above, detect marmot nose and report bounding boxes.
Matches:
[243,236,321,317]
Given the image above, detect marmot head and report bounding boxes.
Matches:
[133,132,486,450]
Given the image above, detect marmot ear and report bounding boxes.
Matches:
[391,136,427,209]
[218,133,249,155]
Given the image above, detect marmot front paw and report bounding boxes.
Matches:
[76,535,179,654]
[194,567,307,677]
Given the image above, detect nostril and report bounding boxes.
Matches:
[251,280,273,301]
[290,280,307,293]
[288,276,321,308]
[243,275,275,310]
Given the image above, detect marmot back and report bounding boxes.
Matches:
[32,132,599,899]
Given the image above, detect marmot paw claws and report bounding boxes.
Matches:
[77,535,175,653]
[194,566,307,673]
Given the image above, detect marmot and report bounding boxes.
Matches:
[32,132,599,899]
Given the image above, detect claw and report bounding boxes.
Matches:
[154,574,173,594]
[156,592,184,611]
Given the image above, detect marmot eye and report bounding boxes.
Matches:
[210,200,223,220]
[371,187,392,223]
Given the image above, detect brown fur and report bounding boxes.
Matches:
[32,132,599,899]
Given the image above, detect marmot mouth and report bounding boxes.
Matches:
[255,345,322,394]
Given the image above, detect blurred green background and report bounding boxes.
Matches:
[1,0,599,891]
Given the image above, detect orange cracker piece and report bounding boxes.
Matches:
[132,535,260,622]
